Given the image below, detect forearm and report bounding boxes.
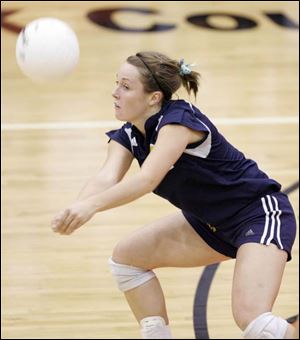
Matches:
[76,175,116,202]
[86,172,155,213]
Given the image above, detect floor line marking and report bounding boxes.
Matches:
[2,116,299,131]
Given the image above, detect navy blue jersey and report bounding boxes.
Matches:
[106,100,281,228]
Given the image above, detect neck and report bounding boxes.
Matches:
[132,103,162,135]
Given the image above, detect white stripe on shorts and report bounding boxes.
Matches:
[272,196,283,249]
[260,196,270,244]
[260,195,283,248]
[266,195,276,245]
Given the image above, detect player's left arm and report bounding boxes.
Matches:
[52,124,202,235]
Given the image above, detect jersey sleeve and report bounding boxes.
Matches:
[158,103,210,135]
[106,123,132,153]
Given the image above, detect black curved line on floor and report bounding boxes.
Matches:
[193,181,299,339]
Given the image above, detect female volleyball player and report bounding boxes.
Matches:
[52,52,297,339]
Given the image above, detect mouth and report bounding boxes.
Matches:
[114,102,121,109]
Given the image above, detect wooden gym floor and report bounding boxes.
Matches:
[1,1,298,339]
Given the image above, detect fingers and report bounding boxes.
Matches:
[59,211,75,234]
[64,218,82,235]
[51,209,84,235]
[51,209,72,235]
[51,210,65,227]
[52,209,68,230]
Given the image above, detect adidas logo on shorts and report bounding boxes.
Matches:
[245,229,255,236]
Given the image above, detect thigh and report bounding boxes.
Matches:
[112,211,230,269]
[232,242,288,327]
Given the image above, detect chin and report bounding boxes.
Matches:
[115,111,127,122]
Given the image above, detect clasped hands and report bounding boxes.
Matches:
[51,200,96,235]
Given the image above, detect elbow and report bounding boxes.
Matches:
[139,172,159,193]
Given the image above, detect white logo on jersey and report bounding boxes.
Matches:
[125,127,138,152]
[131,137,138,147]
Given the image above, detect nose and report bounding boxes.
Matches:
[112,86,119,99]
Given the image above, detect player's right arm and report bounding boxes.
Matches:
[75,140,134,202]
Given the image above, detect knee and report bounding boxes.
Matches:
[111,237,132,265]
[232,303,289,339]
[232,300,265,330]
[241,312,288,339]
[108,256,156,292]
[109,237,157,292]
[233,311,253,331]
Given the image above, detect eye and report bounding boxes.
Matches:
[121,82,129,89]
[115,80,130,89]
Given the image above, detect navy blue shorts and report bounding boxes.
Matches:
[183,192,297,261]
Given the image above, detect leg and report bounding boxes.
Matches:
[111,211,229,326]
[232,243,293,338]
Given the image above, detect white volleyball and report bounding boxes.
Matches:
[16,17,79,82]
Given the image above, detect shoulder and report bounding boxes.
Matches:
[158,100,211,134]
[163,99,198,115]
[106,122,134,153]
[106,122,133,139]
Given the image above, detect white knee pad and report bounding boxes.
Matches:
[108,257,156,292]
[243,312,288,339]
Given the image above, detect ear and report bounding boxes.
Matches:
[149,91,163,106]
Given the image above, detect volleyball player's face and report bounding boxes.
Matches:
[113,62,151,122]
